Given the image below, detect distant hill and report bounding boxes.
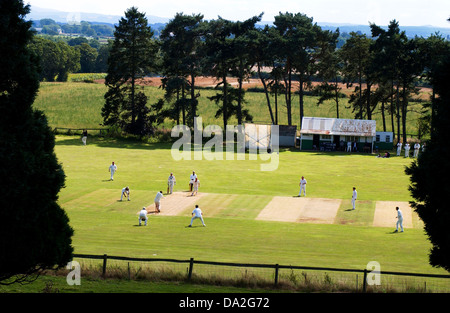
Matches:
[316,23,450,39]
[29,6,170,25]
[29,6,450,39]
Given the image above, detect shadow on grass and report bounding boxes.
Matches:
[55,136,175,150]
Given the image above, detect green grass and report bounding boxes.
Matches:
[0,275,273,293]
[12,81,442,293]
[47,136,444,276]
[33,81,426,136]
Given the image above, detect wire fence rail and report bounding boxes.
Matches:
[72,253,450,293]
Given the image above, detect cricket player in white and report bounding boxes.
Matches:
[139,207,148,226]
[188,205,206,227]
[396,142,402,156]
[413,143,420,158]
[395,207,404,232]
[191,178,200,196]
[404,143,410,157]
[154,191,164,213]
[189,171,197,192]
[121,186,130,201]
[167,173,176,194]
[109,161,117,180]
[352,187,357,210]
[298,176,307,197]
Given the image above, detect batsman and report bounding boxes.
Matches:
[167,172,176,194]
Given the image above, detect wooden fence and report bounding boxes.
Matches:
[73,253,450,292]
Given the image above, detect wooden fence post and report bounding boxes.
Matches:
[362,268,367,292]
[274,264,279,285]
[188,258,194,281]
[102,254,108,278]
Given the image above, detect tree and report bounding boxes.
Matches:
[77,43,98,73]
[203,17,237,129]
[339,32,374,119]
[371,21,406,142]
[315,28,343,118]
[229,14,263,125]
[95,40,113,73]
[28,37,80,81]
[0,0,73,284]
[102,7,158,136]
[274,12,325,127]
[56,40,81,81]
[246,25,276,124]
[416,34,450,133]
[203,16,259,128]
[405,55,450,272]
[158,13,204,127]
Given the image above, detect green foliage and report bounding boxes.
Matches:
[406,55,450,272]
[0,0,73,284]
[103,7,159,137]
[28,36,80,81]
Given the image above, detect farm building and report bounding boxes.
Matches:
[299,117,380,152]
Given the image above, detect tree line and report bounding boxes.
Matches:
[33,18,115,37]
[28,36,111,80]
[29,8,450,144]
[99,8,450,144]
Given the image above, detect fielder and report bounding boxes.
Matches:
[121,186,130,201]
[352,187,357,210]
[395,206,404,232]
[139,207,148,226]
[167,173,176,194]
[396,142,402,156]
[82,129,88,146]
[109,161,117,180]
[188,205,206,227]
[413,143,420,158]
[404,143,410,158]
[154,190,164,213]
[298,176,307,197]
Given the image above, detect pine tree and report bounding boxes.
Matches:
[0,0,73,284]
[102,7,158,136]
[405,55,450,272]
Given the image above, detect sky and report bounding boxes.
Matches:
[26,0,450,28]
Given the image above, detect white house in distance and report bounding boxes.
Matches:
[299,117,392,152]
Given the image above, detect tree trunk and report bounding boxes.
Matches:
[181,79,186,125]
[287,64,292,126]
[396,84,401,143]
[390,80,395,142]
[366,83,371,120]
[257,62,275,124]
[299,76,304,128]
[381,100,386,132]
[401,83,408,145]
[335,79,340,119]
[223,73,228,129]
[190,73,196,123]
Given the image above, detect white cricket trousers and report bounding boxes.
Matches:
[396,218,403,231]
[299,185,306,196]
[190,216,205,226]
[139,214,147,226]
